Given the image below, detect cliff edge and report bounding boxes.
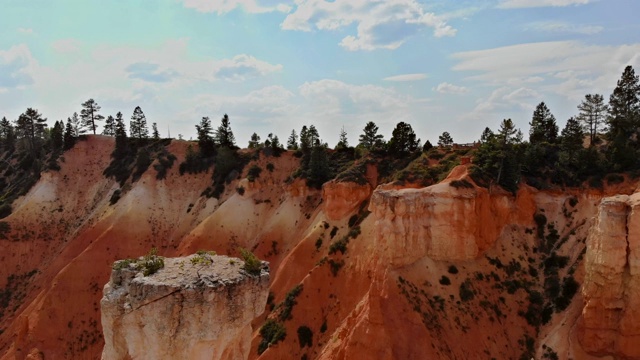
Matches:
[101,253,269,360]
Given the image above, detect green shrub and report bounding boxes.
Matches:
[459,280,474,301]
[109,189,122,205]
[605,173,624,185]
[439,276,451,285]
[278,284,303,321]
[449,179,474,189]
[297,326,313,348]
[240,248,262,276]
[140,248,164,276]
[328,259,344,276]
[315,238,323,250]
[236,186,245,195]
[247,165,262,182]
[266,163,275,172]
[258,319,286,354]
[448,265,459,274]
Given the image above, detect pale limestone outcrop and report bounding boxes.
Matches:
[322,181,372,221]
[369,181,510,266]
[580,193,640,359]
[101,254,269,360]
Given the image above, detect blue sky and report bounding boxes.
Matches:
[1,0,639,146]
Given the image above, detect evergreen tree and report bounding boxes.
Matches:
[607,65,640,140]
[248,132,261,149]
[307,145,331,188]
[0,117,15,152]
[422,140,433,152]
[556,117,587,185]
[214,114,236,148]
[359,121,384,150]
[130,106,148,139]
[80,99,104,135]
[63,119,75,150]
[336,126,349,150]
[473,119,523,193]
[152,122,160,140]
[196,117,214,157]
[300,126,310,153]
[529,102,558,144]
[577,94,607,146]
[69,112,83,136]
[113,112,129,158]
[15,108,47,151]
[307,125,319,147]
[51,120,64,152]
[560,117,585,153]
[438,131,453,147]
[388,122,420,155]
[287,129,298,150]
[480,127,494,143]
[103,115,116,136]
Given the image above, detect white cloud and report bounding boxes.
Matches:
[434,82,469,94]
[383,73,427,82]
[17,28,34,35]
[0,45,36,90]
[182,0,291,14]
[526,21,603,35]
[211,54,283,82]
[51,39,82,53]
[282,0,456,51]
[498,0,591,8]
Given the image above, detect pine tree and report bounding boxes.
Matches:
[80,99,104,135]
[577,94,607,146]
[438,131,453,147]
[63,119,75,150]
[152,122,160,140]
[103,115,116,136]
[307,125,319,147]
[560,117,584,153]
[336,126,349,150]
[287,129,298,150]
[388,122,420,155]
[196,117,214,157]
[0,117,15,152]
[214,114,236,148]
[51,121,64,152]
[248,132,261,149]
[359,121,384,150]
[608,65,640,140]
[529,102,558,144]
[15,108,47,151]
[114,112,129,158]
[480,127,494,143]
[300,126,310,153]
[307,145,331,188]
[130,106,148,139]
[69,112,83,136]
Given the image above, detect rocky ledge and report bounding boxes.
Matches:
[101,252,269,360]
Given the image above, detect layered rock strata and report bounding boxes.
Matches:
[101,254,269,360]
[580,193,640,359]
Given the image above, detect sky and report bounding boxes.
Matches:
[1,0,639,147]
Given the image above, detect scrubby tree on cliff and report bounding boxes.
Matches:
[50,120,64,152]
[577,94,607,146]
[80,98,104,135]
[214,114,235,148]
[524,103,560,180]
[359,121,384,151]
[152,123,160,140]
[129,106,149,140]
[388,122,420,156]
[555,117,589,185]
[113,112,129,158]
[307,145,331,188]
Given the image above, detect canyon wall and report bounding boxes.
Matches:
[580,193,640,359]
[101,254,269,360]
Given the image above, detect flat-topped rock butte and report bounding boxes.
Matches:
[101,253,270,360]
